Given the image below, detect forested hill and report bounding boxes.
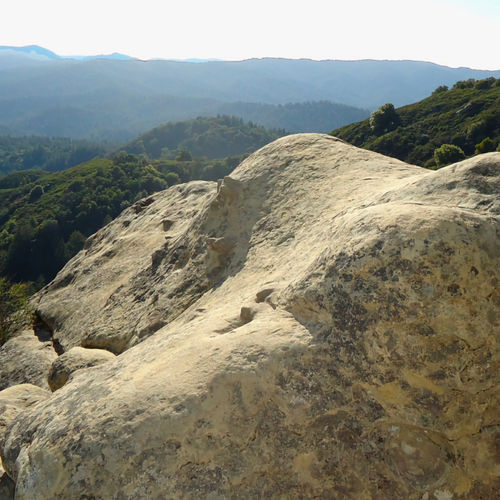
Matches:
[119,116,285,159]
[331,77,500,167]
[215,101,369,135]
[0,136,111,177]
[0,117,281,179]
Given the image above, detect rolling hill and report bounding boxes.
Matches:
[0,136,111,178]
[331,77,500,167]
[119,116,285,159]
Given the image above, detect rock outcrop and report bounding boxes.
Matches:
[0,134,498,499]
[47,346,116,391]
[0,383,51,497]
[0,331,57,391]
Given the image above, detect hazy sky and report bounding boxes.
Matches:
[2,0,499,69]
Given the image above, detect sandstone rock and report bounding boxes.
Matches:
[0,384,51,480]
[34,181,216,354]
[0,330,57,391]
[47,346,116,391]
[1,135,499,498]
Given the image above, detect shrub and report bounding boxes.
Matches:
[369,103,401,135]
[475,137,495,154]
[434,144,466,167]
[175,150,192,162]
[164,172,181,186]
[474,77,496,90]
[453,79,475,90]
[433,85,448,94]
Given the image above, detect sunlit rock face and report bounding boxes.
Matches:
[1,135,498,499]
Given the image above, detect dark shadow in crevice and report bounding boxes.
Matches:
[32,311,64,355]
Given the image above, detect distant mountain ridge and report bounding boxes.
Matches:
[0,45,59,59]
[0,45,133,63]
[0,46,498,140]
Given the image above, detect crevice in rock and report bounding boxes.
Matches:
[0,471,15,499]
[52,338,65,356]
[255,288,274,303]
[32,311,64,355]
[32,312,52,342]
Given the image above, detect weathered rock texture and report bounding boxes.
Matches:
[47,347,116,391]
[0,384,51,456]
[0,135,498,499]
[0,331,57,392]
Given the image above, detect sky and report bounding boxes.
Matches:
[2,0,499,69]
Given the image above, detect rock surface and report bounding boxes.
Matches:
[1,134,499,499]
[47,347,116,391]
[0,384,51,455]
[0,331,57,392]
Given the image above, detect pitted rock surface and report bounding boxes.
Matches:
[1,134,498,499]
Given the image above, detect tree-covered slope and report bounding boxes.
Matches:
[216,101,369,134]
[119,116,285,159]
[0,156,183,285]
[0,136,111,177]
[331,78,500,167]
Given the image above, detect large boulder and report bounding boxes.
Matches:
[1,135,499,498]
[47,347,116,391]
[0,331,57,391]
[0,384,51,479]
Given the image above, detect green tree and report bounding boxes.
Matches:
[370,103,401,135]
[164,172,181,186]
[4,223,34,282]
[453,79,475,90]
[475,137,495,154]
[432,85,448,94]
[474,77,496,90]
[0,278,31,345]
[175,150,192,161]
[32,220,66,283]
[65,230,86,260]
[433,144,466,167]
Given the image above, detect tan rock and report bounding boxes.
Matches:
[1,135,499,498]
[0,330,57,391]
[47,346,116,391]
[34,181,216,354]
[0,384,51,481]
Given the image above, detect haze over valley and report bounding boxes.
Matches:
[1,45,499,140]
